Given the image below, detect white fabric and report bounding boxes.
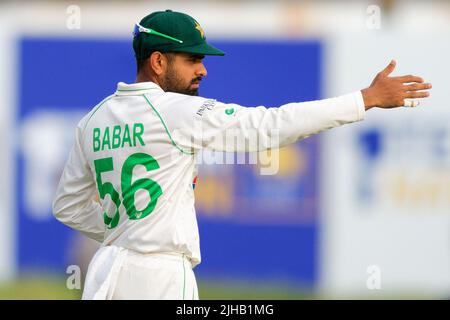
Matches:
[82,245,127,300]
[111,250,198,300]
[404,99,419,108]
[82,245,196,300]
[53,81,365,299]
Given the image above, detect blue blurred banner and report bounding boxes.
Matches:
[17,37,322,285]
[195,41,321,285]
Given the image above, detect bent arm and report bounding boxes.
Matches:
[52,125,105,242]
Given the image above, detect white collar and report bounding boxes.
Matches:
[115,81,164,96]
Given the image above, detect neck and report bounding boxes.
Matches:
[136,73,162,88]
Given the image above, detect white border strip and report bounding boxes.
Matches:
[0,4,17,282]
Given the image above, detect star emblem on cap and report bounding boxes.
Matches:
[195,22,205,39]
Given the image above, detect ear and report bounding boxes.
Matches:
[149,51,166,76]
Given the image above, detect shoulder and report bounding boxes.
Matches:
[156,92,217,113]
[78,94,116,131]
[150,92,220,126]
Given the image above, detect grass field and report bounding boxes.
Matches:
[0,276,313,300]
[0,276,439,300]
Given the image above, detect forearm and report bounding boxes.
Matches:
[273,91,365,147]
[201,91,365,152]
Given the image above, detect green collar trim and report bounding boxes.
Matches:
[115,82,164,95]
[117,88,159,92]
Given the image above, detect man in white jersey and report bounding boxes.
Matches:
[52,10,432,299]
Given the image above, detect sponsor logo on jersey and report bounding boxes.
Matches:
[196,99,216,117]
[225,108,235,115]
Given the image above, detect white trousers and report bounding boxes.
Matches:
[82,245,199,300]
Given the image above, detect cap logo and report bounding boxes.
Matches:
[195,22,205,39]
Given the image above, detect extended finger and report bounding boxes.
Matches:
[394,75,424,83]
[404,91,430,99]
[379,59,396,77]
[403,83,432,91]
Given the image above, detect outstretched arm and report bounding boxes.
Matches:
[162,59,432,153]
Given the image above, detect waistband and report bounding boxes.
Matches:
[120,248,194,268]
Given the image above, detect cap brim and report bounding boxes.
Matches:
[170,42,225,56]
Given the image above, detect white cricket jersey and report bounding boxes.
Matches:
[53,81,365,267]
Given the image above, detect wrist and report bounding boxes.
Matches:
[361,88,377,110]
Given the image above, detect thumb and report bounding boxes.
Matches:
[379,59,396,77]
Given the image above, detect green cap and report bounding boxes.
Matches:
[133,10,225,59]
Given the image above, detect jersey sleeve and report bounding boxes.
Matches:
[52,120,105,242]
[161,91,365,153]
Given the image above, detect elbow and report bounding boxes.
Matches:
[52,197,67,223]
[52,201,62,222]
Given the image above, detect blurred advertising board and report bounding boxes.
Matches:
[17,38,322,286]
[321,34,450,296]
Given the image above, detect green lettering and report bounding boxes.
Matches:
[112,125,122,149]
[133,123,145,147]
[101,127,111,150]
[121,124,132,148]
[93,128,101,152]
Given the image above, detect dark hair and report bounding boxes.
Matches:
[136,52,176,74]
[136,58,148,74]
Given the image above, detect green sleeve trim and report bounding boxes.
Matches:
[143,94,195,155]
